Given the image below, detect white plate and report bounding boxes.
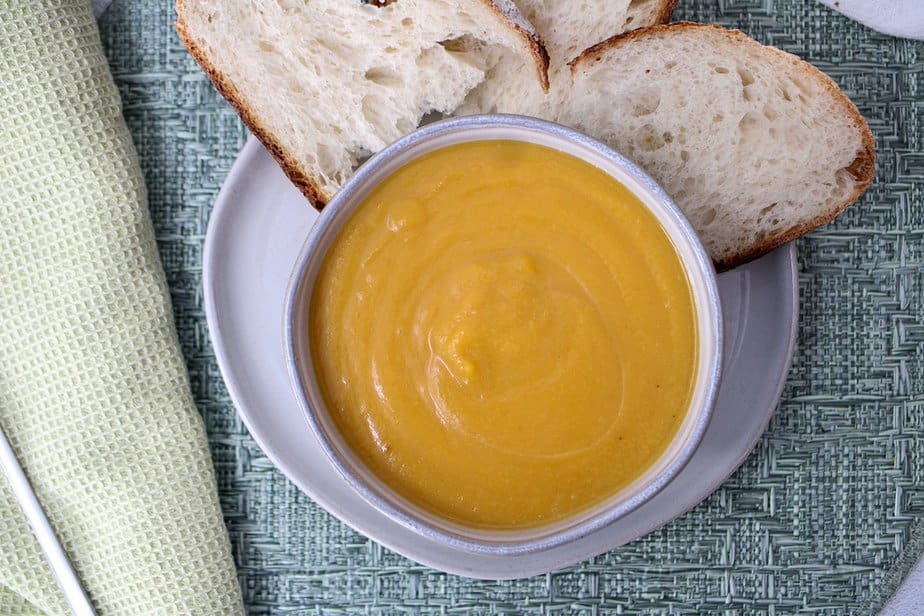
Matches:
[816,0,924,40]
[203,137,799,579]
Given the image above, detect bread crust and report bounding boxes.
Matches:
[654,0,679,24]
[569,22,875,271]
[176,0,550,210]
[480,0,551,91]
[176,1,332,207]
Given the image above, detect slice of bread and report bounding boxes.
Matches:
[561,24,874,270]
[176,0,549,207]
[458,0,676,116]
[515,0,677,64]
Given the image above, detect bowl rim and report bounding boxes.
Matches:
[284,114,723,556]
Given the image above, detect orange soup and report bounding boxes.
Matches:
[310,140,697,529]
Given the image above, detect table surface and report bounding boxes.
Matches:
[98,0,923,613]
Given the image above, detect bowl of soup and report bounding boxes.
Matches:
[285,115,722,555]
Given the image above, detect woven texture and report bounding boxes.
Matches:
[96,0,923,613]
[0,0,243,613]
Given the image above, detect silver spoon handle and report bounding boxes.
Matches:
[0,427,96,616]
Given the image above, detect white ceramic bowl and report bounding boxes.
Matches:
[285,115,723,556]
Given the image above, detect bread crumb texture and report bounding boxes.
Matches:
[563,24,873,269]
[176,0,547,205]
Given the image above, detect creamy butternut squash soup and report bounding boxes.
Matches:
[310,140,697,529]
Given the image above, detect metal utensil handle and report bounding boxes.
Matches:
[0,427,96,615]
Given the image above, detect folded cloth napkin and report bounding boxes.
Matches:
[0,0,244,613]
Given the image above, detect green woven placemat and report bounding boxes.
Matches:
[98,0,923,612]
